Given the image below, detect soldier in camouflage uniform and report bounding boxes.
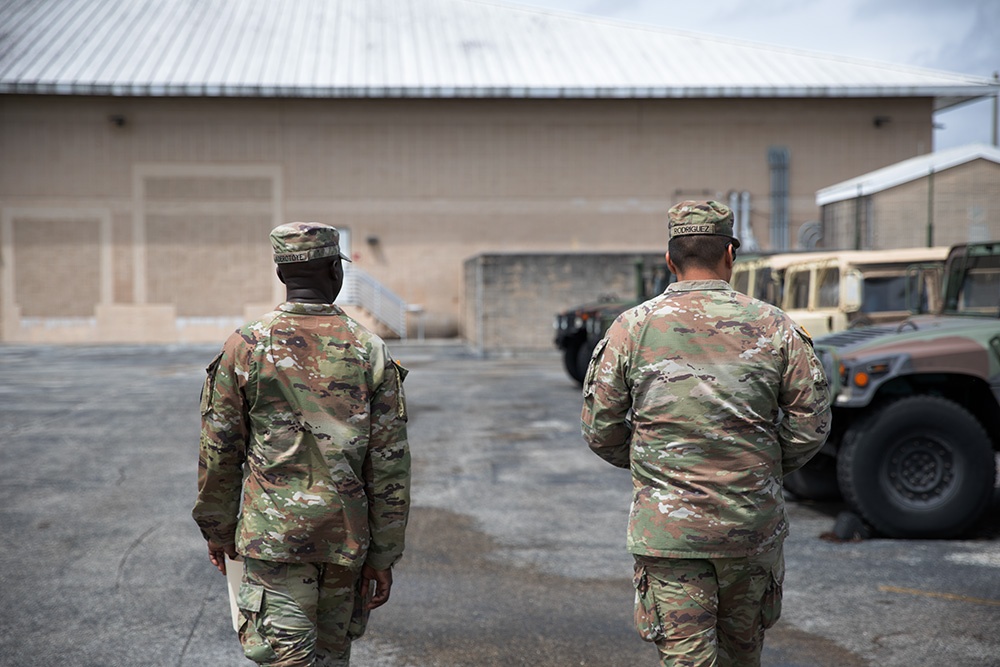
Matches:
[581,201,830,667]
[192,222,410,667]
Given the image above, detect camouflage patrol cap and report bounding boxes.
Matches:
[270,222,352,264]
[667,200,741,249]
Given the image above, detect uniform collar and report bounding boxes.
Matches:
[666,279,732,293]
[278,301,344,315]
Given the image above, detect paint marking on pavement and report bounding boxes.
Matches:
[878,585,1000,607]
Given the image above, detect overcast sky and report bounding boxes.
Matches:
[517,0,999,152]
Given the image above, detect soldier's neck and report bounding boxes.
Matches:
[285,285,337,304]
[674,258,732,283]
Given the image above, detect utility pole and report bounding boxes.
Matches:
[993,72,998,147]
[854,183,863,250]
[926,167,935,248]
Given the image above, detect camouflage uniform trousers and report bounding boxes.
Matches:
[236,557,370,667]
[632,545,784,667]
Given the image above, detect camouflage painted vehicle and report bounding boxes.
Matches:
[554,262,671,384]
[791,241,1000,538]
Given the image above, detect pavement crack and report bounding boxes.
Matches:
[115,525,158,592]
[177,593,209,667]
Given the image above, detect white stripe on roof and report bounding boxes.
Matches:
[0,0,996,105]
[816,143,1000,205]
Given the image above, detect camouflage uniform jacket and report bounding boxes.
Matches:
[581,280,830,559]
[192,302,410,571]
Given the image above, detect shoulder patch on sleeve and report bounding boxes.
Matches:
[200,351,224,416]
[794,325,814,347]
[582,336,610,397]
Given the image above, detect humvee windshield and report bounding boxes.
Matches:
[859,274,925,313]
[789,268,926,313]
[943,244,1000,316]
[787,270,811,309]
[730,265,778,304]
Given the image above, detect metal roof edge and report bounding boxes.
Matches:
[816,143,1000,205]
[2,0,998,104]
[2,82,996,100]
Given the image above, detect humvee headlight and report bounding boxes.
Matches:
[849,359,893,388]
[832,355,902,406]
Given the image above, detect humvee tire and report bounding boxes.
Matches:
[783,454,841,501]
[836,396,995,538]
[563,342,585,384]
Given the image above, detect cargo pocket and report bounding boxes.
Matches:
[237,580,280,663]
[760,559,784,629]
[633,564,665,642]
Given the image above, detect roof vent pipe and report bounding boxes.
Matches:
[728,190,760,252]
[740,191,759,252]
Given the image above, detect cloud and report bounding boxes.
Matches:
[582,0,645,17]
[717,0,824,22]
[938,1,1000,75]
[855,0,999,74]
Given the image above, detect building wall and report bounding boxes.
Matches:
[464,252,667,353]
[0,95,933,344]
[820,159,1000,250]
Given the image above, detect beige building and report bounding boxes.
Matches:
[818,144,1000,250]
[1,0,997,346]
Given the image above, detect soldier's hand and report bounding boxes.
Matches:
[207,539,237,575]
[360,564,393,610]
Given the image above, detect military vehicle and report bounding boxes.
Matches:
[788,241,1000,538]
[558,246,946,385]
[731,247,948,335]
[554,261,671,384]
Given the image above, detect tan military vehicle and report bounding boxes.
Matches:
[731,247,949,335]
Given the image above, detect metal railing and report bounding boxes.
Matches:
[339,267,408,338]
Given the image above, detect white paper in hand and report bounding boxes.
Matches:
[225,556,243,632]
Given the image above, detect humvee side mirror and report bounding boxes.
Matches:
[843,270,863,312]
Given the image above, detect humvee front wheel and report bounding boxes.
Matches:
[563,342,586,384]
[783,453,841,501]
[575,337,600,385]
[837,396,996,538]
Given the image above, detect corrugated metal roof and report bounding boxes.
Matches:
[817,143,1000,205]
[0,0,995,107]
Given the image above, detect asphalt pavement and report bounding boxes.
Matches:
[1,342,998,667]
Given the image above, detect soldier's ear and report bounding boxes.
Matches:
[665,252,679,276]
[276,266,287,285]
